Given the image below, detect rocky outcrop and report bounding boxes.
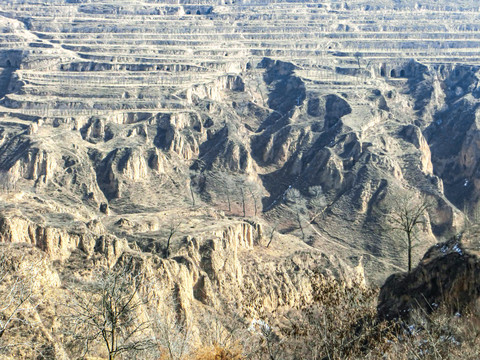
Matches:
[254,125,312,167]
[0,52,464,285]
[197,125,254,173]
[1,9,480,290]
[155,113,201,160]
[7,1,480,357]
[400,124,433,174]
[324,94,352,130]
[0,212,128,263]
[117,220,364,324]
[377,237,480,321]
[255,58,306,132]
[95,147,158,199]
[117,148,149,181]
[8,147,57,184]
[186,75,245,104]
[423,66,480,209]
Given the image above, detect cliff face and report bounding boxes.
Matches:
[0,218,364,358]
[0,211,128,264]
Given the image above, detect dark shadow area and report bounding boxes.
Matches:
[255,58,306,133]
[0,63,15,99]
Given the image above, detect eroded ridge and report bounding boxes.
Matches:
[0,0,479,286]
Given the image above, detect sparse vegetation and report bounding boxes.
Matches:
[1,243,480,360]
[228,279,480,360]
[0,251,42,355]
[284,187,307,240]
[266,222,278,248]
[307,185,328,225]
[62,262,155,360]
[185,277,480,360]
[191,343,244,360]
[149,293,194,360]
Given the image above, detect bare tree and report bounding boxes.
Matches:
[189,179,196,207]
[165,220,182,258]
[354,52,363,69]
[266,222,278,248]
[232,176,263,218]
[63,264,154,360]
[246,180,263,218]
[224,176,234,213]
[285,187,306,240]
[386,194,431,273]
[247,318,283,360]
[0,249,43,354]
[151,296,192,360]
[189,170,203,207]
[240,186,247,218]
[307,185,328,225]
[199,301,240,351]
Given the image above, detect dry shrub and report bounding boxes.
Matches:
[382,302,480,360]
[262,276,480,359]
[236,275,398,360]
[272,276,396,359]
[191,343,244,360]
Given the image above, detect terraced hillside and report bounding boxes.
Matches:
[4,0,480,357]
[0,0,480,296]
[0,0,479,116]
